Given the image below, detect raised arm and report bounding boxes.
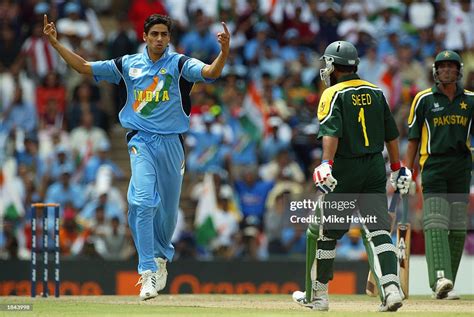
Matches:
[43,14,92,75]
[201,22,230,79]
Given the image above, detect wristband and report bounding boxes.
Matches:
[390,161,401,171]
[322,159,334,167]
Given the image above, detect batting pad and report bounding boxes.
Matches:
[362,228,399,302]
[449,202,467,284]
[423,197,453,289]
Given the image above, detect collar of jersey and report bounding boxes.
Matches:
[337,73,359,83]
[143,45,170,64]
[432,83,464,97]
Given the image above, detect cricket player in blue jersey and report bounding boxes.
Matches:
[44,14,230,300]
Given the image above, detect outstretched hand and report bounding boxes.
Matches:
[217,22,230,54]
[43,14,57,44]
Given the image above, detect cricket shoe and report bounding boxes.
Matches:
[379,284,403,312]
[292,291,329,311]
[432,290,460,300]
[154,257,168,292]
[136,270,158,301]
[433,278,453,299]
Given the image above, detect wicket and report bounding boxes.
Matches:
[31,203,60,298]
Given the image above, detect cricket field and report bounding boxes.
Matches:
[0,294,472,316]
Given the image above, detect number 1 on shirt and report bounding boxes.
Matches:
[358,108,369,146]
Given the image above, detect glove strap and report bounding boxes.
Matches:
[390,161,401,171]
[322,159,334,167]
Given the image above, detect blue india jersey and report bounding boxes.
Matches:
[90,47,211,134]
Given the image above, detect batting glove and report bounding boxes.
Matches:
[313,160,337,194]
[389,163,412,195]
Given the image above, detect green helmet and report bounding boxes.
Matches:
[320,41,360,86]
[432,50,463,83]
[322,41,360,66]
[434,50,462,67]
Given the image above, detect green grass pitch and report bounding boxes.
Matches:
[0,294,473,316]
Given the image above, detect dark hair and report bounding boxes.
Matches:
[144,14,172,34]
[334,64,358,74]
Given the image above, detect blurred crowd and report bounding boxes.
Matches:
[1,0,474,262]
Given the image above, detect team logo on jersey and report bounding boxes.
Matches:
[460,101,468,110]
[129,68,142,77]
[159,68,167,74]
[432,102,444,112]
[132,75,173,117]
[130,146,138,155]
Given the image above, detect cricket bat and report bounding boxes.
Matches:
[366,192,406,297]
[396,195,411,298]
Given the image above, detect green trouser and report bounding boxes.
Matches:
[421,154,470,289]
[307,153,398,301]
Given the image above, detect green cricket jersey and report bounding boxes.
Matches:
[407,85,474,169]
[317,74,399,158]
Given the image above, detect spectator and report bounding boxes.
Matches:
[265,189,291,254]
[281,221,306,255]
[68,80,107,132]
[259,44,285,79]
[236,215,268,260]
[59,205,83,256]
[443,0,474,51]
[0,24,22,73]
[259,149,305,183]
[79,191,125,225]
[45,164,86,211]
[260,117,291,163]
[408,0,435,30]
[210,185,239,258]
[128,0,168,39]
[233,165,274,222]
[56,3,91,41]
[94,215,134,260]
[243,22,279,66]
[43,144,75,183]
[39,98,64,130]
[69,112,109,162]
[372,3,403,42]
[83,140,124,184]
[35,72,66,120]
[16,22,59,81]
[1,86,37,135]
[178,11,220,64]
[15,133,44,181]
[358,46,384,85]
[337,227,367,260]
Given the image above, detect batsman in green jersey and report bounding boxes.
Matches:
[405,50,474,300]
[292,41,412,312]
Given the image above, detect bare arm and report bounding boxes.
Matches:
[321,136,339,161]
[385,138,400,165]
[405,139,420,170]
[43,14,92,75]
[202,22,230,79]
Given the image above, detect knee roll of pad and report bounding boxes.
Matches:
[423,197,450,230]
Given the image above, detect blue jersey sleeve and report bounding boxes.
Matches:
[180,56,214,83]
[90,58,123,84]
